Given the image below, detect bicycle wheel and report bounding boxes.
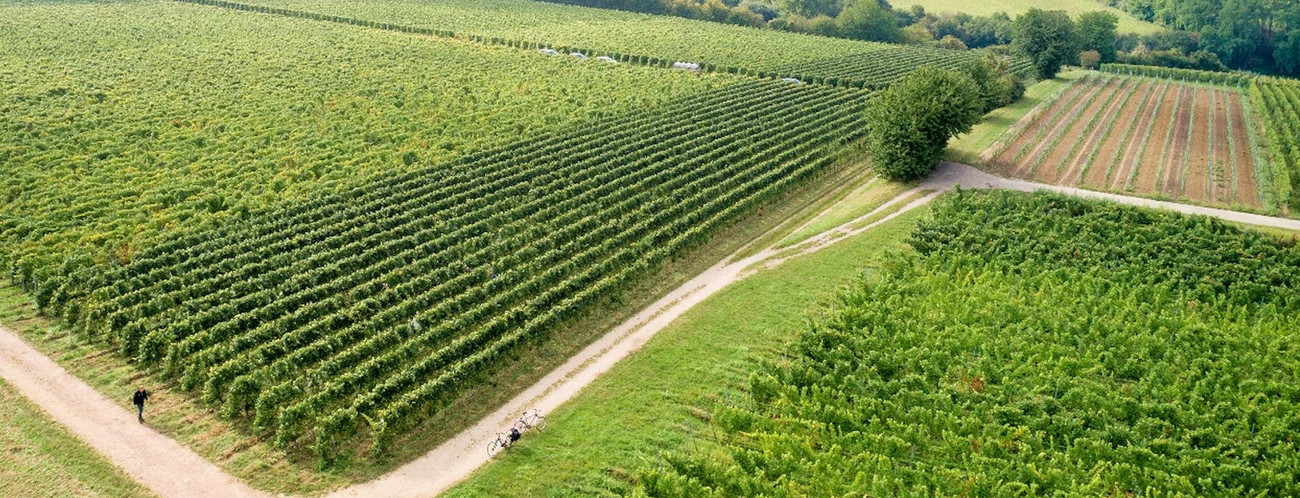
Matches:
[487,439,503,458]
[533,414,547,432]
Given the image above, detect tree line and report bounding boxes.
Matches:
[1102,0,1299,77]
[536,0,1298,77]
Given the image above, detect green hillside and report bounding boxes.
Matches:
[904,0,1161,34]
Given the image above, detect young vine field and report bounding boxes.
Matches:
[987,72,1276,213]
[642,190,1300,496]
[73,79,873,458]
[199,0,1026,88]
[0,0,728,298]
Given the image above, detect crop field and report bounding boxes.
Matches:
[0,0,730,293]
[1252,78,1300,212]
[645,190,1300,495]
[985,74,1274,212]
[70,77,872,459]
[211,0,1031,88]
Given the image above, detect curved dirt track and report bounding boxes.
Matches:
[2,162,1299,498]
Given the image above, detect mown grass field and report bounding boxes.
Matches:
[0,379,149,498]
[901,0,1162,34]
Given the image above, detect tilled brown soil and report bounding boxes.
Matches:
[1007,79,1109,178]
[1228,92,1260,207]
[1029,78,1121,182]
[992,80,1095,173]
[1182,89,1213,203]
[1111,80,1171,191]
[1135,85,1185,193]
[1159,87,1196,196]
[1084,81,1154,190]
[1060,79,1139,186]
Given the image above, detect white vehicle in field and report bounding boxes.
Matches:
[672,61,701,72]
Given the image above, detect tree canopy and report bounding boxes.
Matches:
[1011,9,1077,80]
[863,67,983,182]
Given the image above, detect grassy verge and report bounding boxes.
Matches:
[0,151,883,495]
[0,378,150,498]
[444,205,930,497]
[945,70,1086,165]
[774,178,910,248]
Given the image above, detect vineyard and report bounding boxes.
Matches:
[0,0,728,299]
[1251,78,1300,212]
[67,79,873,459]
[985,73,1276,212]
[214,0,1029,88]
[642,190,1300,496]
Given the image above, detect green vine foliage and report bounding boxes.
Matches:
[639,190,1300,496]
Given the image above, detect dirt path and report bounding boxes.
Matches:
[4,164,1300,498]
[0,329,267,498]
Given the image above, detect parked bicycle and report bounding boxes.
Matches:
[487,409,547,457]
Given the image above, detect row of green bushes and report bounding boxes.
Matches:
[1099,63,1254,86]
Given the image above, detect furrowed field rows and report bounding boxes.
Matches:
[0,0,730,301]
[78,80,874,458]
[985,73,1271,212]
[193,0,1024,89]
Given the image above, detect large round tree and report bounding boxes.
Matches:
[863,67,983,182]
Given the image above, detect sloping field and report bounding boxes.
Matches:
[985,74,1269,212]
[901,0,1161,34]
[223,0,1031,88]
[80,79,874,463]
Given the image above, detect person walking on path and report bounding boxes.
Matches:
[132,387,149,423]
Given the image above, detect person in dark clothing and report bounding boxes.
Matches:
[132,387,149,423]
[508,427,521,446]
